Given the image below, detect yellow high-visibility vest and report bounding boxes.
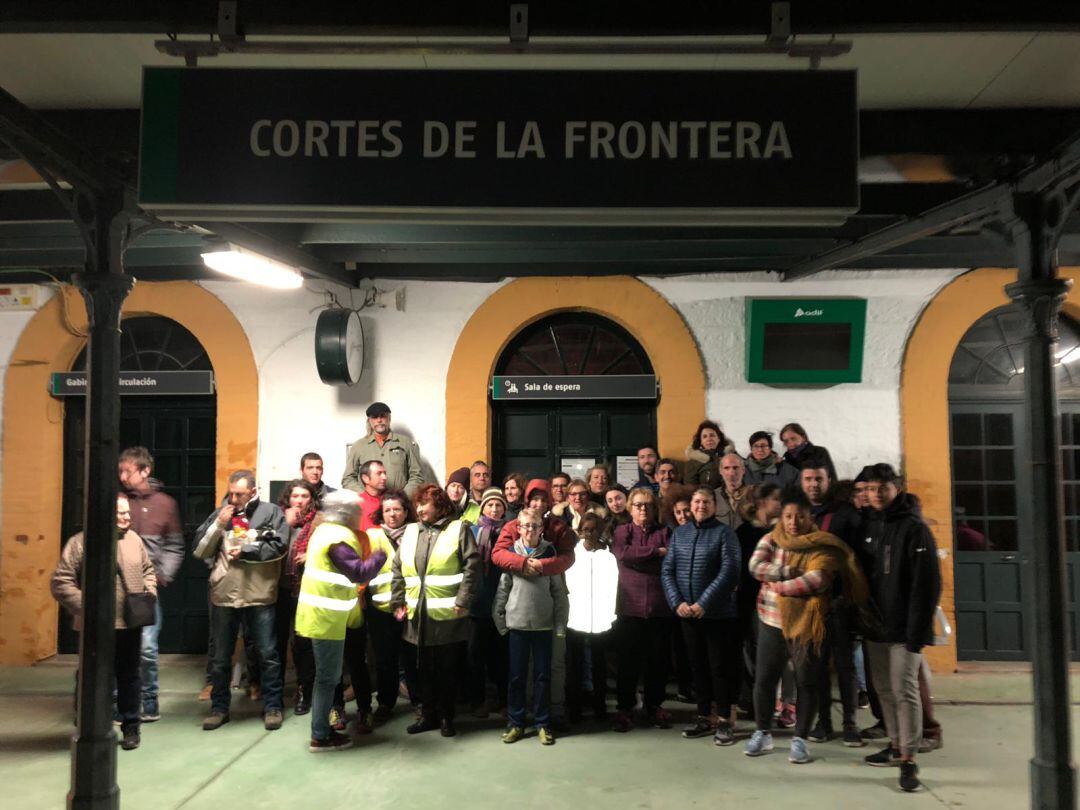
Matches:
[366,527,396,614]
[295,523,364,640]
[399,520,465,622]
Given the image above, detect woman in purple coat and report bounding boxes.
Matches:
[610,487,674,732]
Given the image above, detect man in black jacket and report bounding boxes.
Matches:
[800,459,865,747]
[860,463,942,794]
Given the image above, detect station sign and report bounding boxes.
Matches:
[492,375,657,400]
[50,371,216,396]
[139,68,858,224]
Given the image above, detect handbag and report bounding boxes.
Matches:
[118,561,157,628]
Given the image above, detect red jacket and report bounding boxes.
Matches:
[611,522,672,618]
[492,516,575,576]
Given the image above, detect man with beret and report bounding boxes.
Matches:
[343,402,426,496]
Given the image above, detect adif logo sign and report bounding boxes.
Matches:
[794,307,824,317]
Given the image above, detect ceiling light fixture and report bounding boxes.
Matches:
[201,243,304,289]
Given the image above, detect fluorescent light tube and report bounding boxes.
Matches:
[201,244,303,289]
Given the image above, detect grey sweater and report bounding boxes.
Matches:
[492,538,570,635]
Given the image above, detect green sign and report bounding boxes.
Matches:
[745,298,867,384]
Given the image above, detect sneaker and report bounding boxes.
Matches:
[807,724,833,743]
[373,705,394,724]
[140,701,161,723]
[864,745,901,767]
[309,731,353,753]
[861,721,888,740]
[354,712,374,735]
[777,703,796,728]
[899,760,921,792]
[744,729,774,757]
[538,727,556,746]
[264,709,283,731]
[680,716,712,738]
[202,711,229,731]
[329,706,346,732]
[918,735,943,753]
[789,736,810,764]
[650,708,672,729]
[198,683,213,701]
[611,710,634,733]
[502,726,525,744]
[842,725,865,747]
[119,728,140,750]
[713,721,736,747]
[857,690,871,709]
[786,738,812,764]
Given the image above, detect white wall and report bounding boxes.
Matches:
[646,268,965,479]
[199,278,504,490]
[0,270,965,499]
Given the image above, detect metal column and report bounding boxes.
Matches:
[67,193,134,810]
[1007,191,1078,810]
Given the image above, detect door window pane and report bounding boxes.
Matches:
[986,484,1017,517]
[559,413,601,449]
[984,413,1014,446]
[985,450,1015,481]
[955,484,985,517]
[987,520,1018,551]
[951,413,981,446]
[952,449,982,481]
[188,417,213,450]
[155,455,182,486]
[155,417,183,449]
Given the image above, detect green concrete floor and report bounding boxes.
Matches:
[1,656,1077,809]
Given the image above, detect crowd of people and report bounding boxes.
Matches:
[51,401,943,794]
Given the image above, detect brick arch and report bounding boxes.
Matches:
[445,276,706,473]
[900,266,1080,672]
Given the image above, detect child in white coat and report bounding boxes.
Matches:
[564,513,619,722]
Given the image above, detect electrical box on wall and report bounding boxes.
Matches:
[0,284,40,310]
[745,298,867,384]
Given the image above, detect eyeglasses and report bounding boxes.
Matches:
[630,502,650,509]
[520,523,542,530]
[568,491,587,498]
[751,442,772,450]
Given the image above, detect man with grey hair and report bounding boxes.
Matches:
[713,453,750,530]
[342,402,425,496]
[194,469,289,732]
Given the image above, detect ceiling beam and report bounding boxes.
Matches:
[1,1,1078,35]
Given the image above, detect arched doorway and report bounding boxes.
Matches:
[491,313,656,480]
[948,305,1080,661]
[58,316,218,654]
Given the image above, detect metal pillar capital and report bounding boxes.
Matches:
[1006,276,1073,342]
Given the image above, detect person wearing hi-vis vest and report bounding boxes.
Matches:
[390,483,480,738]
[295,490,386,753]
[364,488,419,723]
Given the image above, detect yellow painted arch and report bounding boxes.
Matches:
[901,266,1080,671]
[0,281,258,664]
[445,276,706,475]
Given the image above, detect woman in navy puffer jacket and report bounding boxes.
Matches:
[662,487,743,745]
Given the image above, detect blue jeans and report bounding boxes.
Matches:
[311,638,345,742]
[140,599,163,707]
[209,604,282,713]
[507,629,553,730]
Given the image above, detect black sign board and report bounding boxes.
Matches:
[140,68,858,224]
[492,375,657,401]
[50,371,216,397]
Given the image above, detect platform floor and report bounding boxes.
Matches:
[0,656,1075,809]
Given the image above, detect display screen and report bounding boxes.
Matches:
[762,323,852,371]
